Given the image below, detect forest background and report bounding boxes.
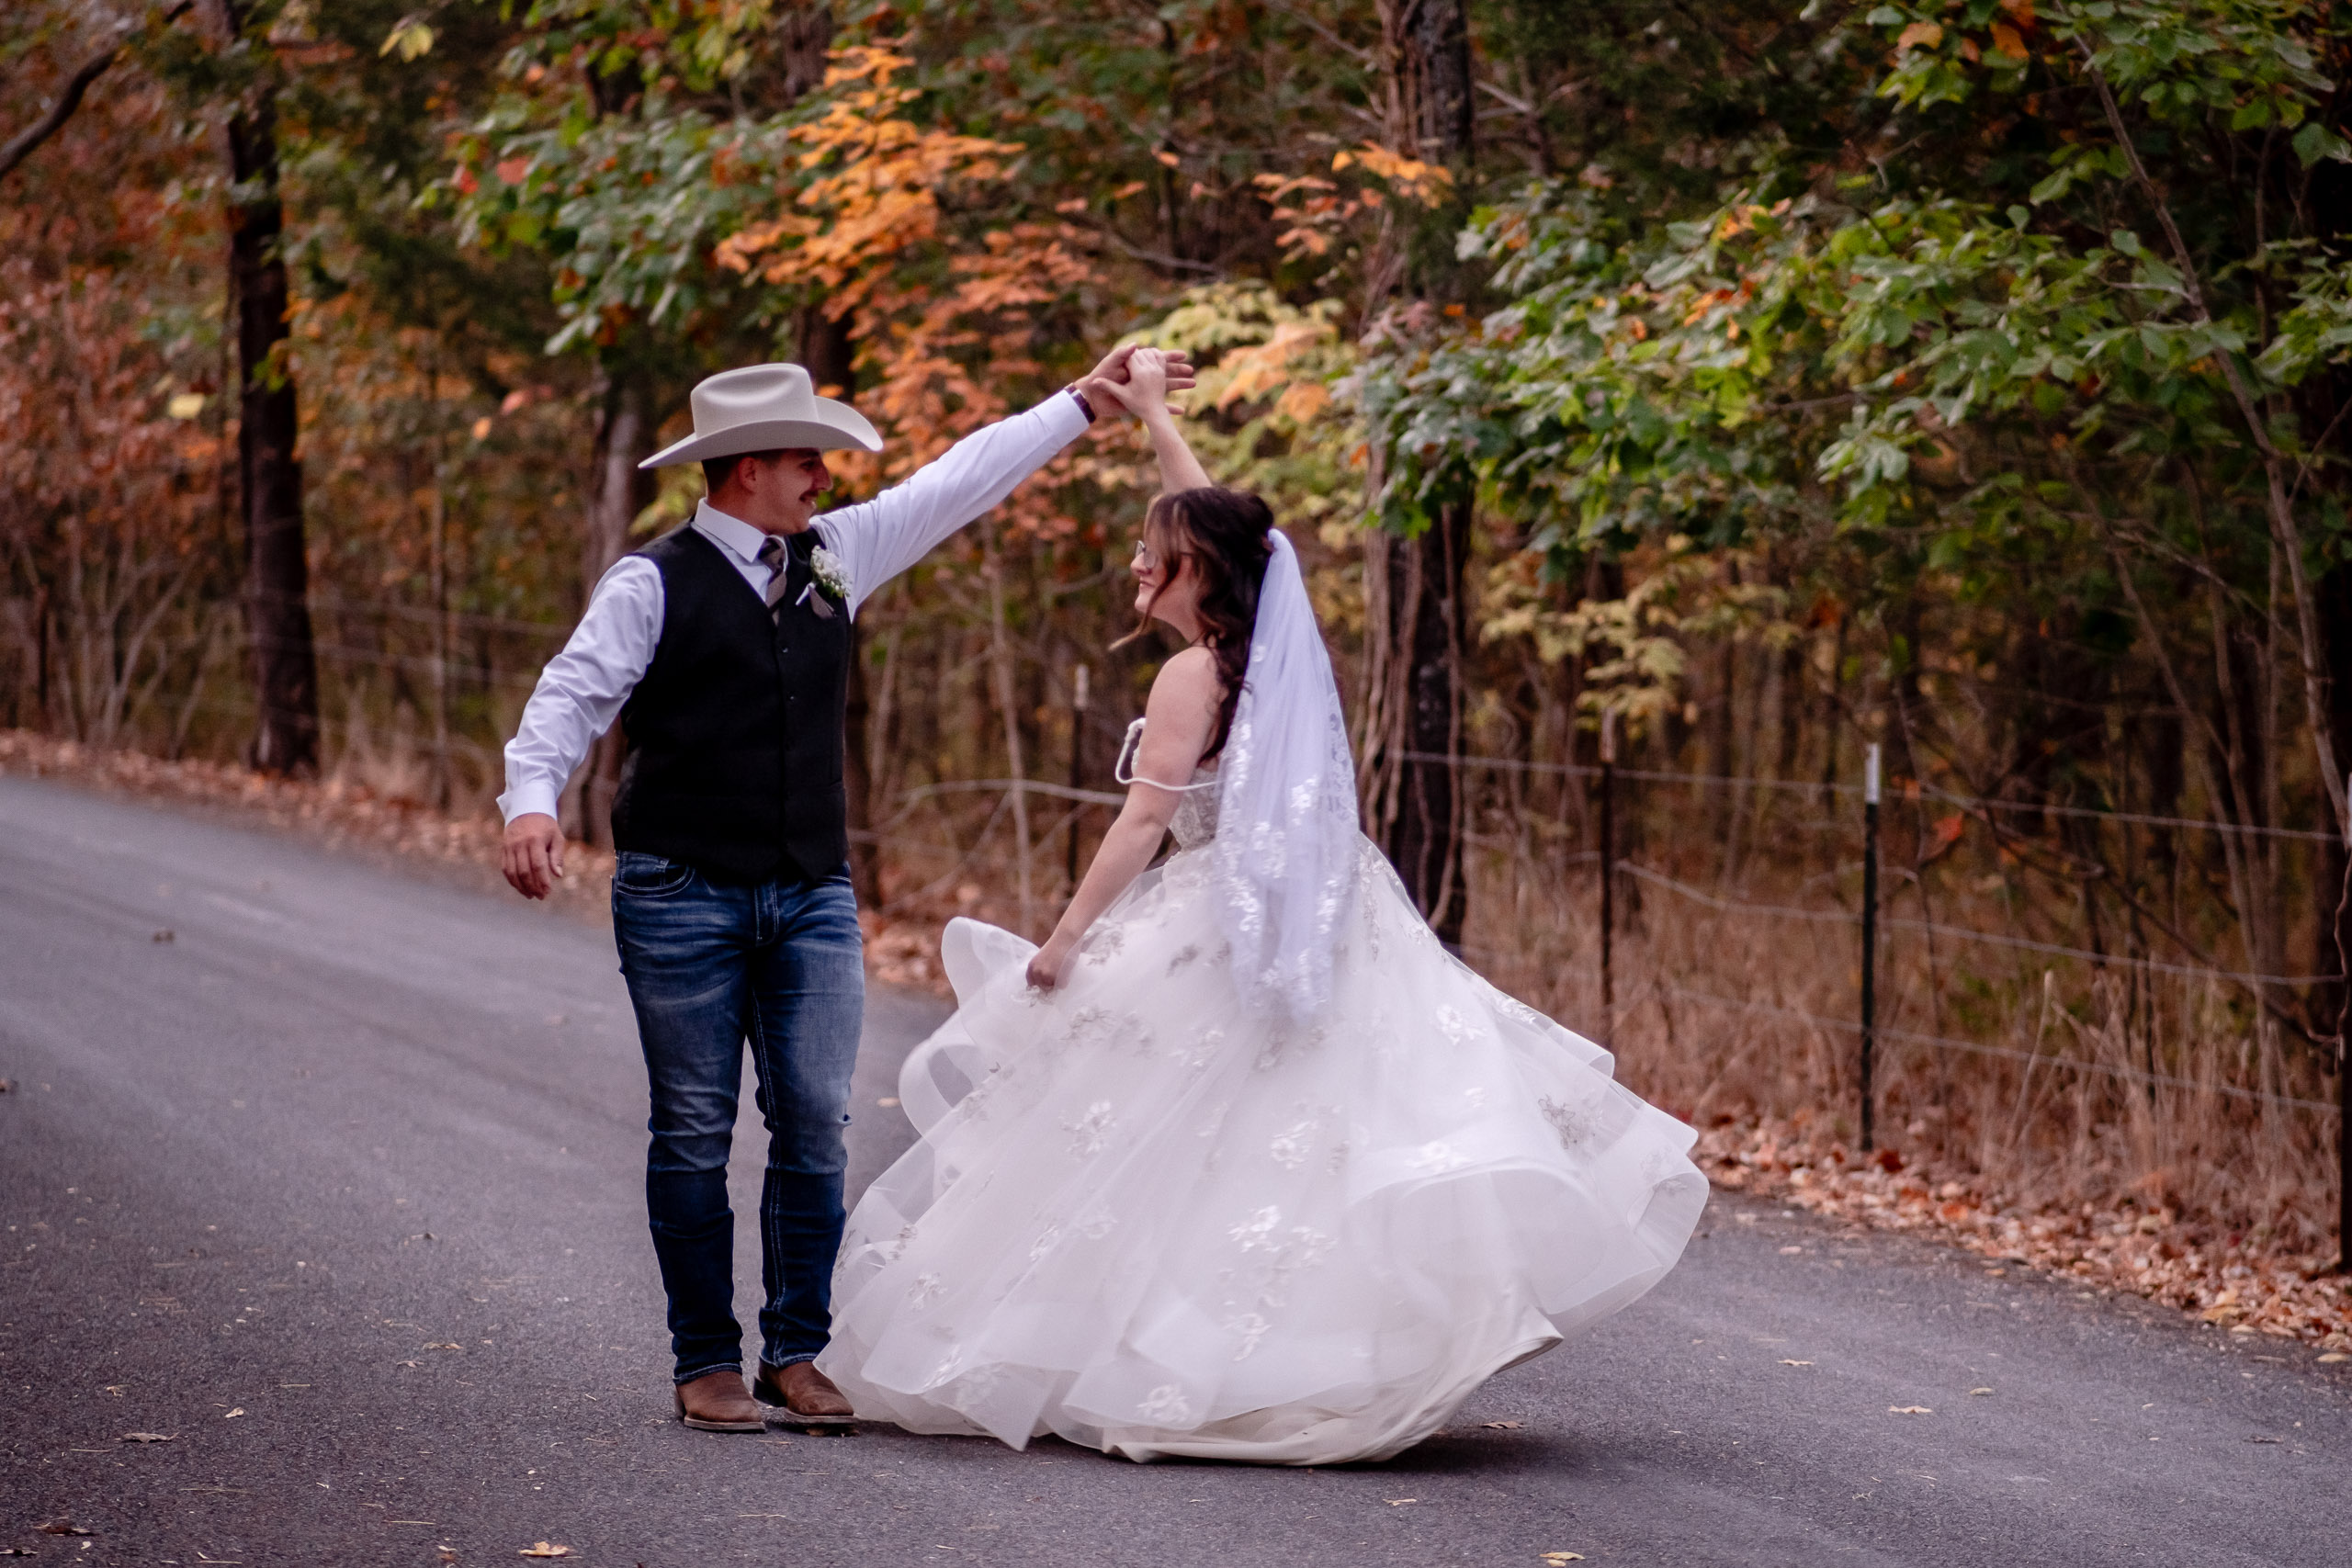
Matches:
[6,0,2352,1337]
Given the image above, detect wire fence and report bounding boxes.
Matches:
[922,729,2352,1149]
[28,614,2348,1161]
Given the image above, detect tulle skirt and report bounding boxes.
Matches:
[818,838,1707,1464]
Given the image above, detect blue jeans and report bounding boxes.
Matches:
[610,852,865,1383]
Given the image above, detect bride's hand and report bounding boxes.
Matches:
[1025,936,1074,991]
[1118,347,1172,412]
[1088,347,1178,422]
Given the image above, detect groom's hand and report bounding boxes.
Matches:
[502,813,566,899]
[1080,344,1195,413]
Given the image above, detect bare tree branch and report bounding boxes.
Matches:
[0,5,190,185]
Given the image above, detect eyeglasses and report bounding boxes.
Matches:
[1131,538,1160,573]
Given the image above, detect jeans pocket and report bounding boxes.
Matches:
[615,852,695,897]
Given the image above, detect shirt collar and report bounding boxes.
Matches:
[692,500,775,564]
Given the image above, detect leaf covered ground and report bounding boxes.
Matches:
[1702,1117,2352,1358]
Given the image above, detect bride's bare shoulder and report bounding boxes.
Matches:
[1148,647,1217,699]
[1143,647,1221,731]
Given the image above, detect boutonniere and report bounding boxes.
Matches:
[797,544,852,618]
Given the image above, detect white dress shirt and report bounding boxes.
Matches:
[499,391,1089,824]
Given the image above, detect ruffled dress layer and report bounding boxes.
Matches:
[819,780,1707,1464]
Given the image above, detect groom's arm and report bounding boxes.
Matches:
[497,557,664,897]
[812,391,1090,619]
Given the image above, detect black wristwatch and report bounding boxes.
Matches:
[1066,383,1097,424]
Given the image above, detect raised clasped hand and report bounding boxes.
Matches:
[1099,346,1173,417]
[1081,343,1193,419]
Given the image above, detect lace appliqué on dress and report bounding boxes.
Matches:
[1218,1203,1337,1361]
[1138,1384,1193,1423]
[1539,1094,1601,1151]
[1066,1100,1117,1157]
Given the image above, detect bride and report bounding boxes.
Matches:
[818,349,1707,1464]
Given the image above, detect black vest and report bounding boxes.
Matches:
[609,525,850,884]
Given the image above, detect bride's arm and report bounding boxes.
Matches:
[1025,648,1220,989]
[1095,347,1214,495]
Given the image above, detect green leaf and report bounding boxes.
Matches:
[2292,119,2350,167]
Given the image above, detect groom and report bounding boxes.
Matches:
[498,347,1191,1432]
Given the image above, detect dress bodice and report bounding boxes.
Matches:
[1114,717,1219,850]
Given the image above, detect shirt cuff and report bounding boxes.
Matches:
[1039,388,1092,445]
[497,779,564,825]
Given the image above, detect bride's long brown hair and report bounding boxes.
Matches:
[1114,486,1277,761]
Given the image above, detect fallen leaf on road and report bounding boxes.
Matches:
[1969,1387,1993,1395]
[2246,1436,2283,1445]
[1778,1246,1804,1255]
[37,1522,96,1536]
[1481,1420,1523,1429]
[1,1547,35,1555]
[2320,1353,2347,1364]
[1384,1498,1417,1506]
[1779,1359,1814,1367]
[1542,1554,1586,1565]
[222,1408,245,1419]
[1889,1405,1933,1415]
[122,1432,175,1442]
[517,1545,571,1559]
[424,1342,463,1351]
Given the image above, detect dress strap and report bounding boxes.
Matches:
[1113,716,1217,793]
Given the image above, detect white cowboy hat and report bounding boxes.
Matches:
[637,362,882,468]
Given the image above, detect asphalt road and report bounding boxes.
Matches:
[4,773,2349,1568]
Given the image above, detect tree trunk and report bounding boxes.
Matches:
[2316,552,2352,1039]
[217,0,318,775]
[571,372,650,847]
[1407,0,1474,160]
[1363,505,1472,944]
[1361,0,1476,945]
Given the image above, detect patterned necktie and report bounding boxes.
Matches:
[756,536,790,615]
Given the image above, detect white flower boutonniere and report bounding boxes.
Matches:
[797,544,852,618]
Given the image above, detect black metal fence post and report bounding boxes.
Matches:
[2338,778,2350,1270]
[1860,740,1881,1155]
[1066,662,1090,890]
[1600,708,1617,1049]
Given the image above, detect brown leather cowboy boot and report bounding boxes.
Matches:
[753,1359,857,1432]
[673,1368,765,1433]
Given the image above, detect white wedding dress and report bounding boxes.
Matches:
[819,736,1709,1465]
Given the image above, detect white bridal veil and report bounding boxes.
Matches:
[1208,527,1360,1019]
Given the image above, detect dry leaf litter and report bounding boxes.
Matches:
[1702,1115,2352,1354]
